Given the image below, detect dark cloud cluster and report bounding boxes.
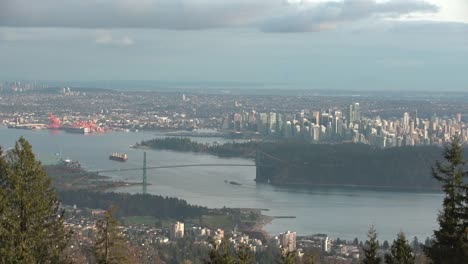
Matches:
[0,0,441,32]
[0,0,279,29]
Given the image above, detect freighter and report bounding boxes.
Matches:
[109,153,128,162]
[63,127,91,134]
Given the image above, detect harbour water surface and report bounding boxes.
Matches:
[0,127,442,241]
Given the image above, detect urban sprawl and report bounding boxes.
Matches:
[1,81,466,147]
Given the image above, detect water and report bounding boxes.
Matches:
[0,127,442,241]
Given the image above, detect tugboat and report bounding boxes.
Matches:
[109,153,128,162]
[59,158,81,169]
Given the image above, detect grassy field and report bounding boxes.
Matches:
[200,215,234,231]
[120,216,174,228]
[121,216,158,225]
[120,215,235,231]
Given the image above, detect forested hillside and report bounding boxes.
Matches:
[256,143,454,190]
[58,190,208,219]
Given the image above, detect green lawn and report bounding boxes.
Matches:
[200,215,234,231]
[120,214,235,231]
[120,216,167,227]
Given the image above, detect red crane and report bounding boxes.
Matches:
[49,113,104,132]
[48,113,61,129]
[71,119,104,132]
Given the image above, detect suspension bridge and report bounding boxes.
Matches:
[62,150,286,194]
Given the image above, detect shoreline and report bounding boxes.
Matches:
[45,163,275,239]
[236,208,274,241]
[45,164,144,191]
[265,181,441,193]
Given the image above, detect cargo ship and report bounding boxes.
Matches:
[109,153,128,162]
[63,127,91,134]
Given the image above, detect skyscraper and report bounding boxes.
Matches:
[353,103,361,121]
[313,111,321,126]
[403,112,410,132]
[347,104,354,125]
[322,237,330,253]
[268,112,277,133]
[171,221,184,239]
[347,103,361,125]
[258,113,268,133]
[278,231,296,252]
[276,113,283,135]
[412,109,418,122]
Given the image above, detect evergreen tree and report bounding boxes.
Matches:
[411,237,420,253]
[0,137,69,263]
[205,238,235,264]
[384,232,415,264]
[362,226,381,264]
[424,137,468,263]
[94,207,132,264]
[382,240,390,251]
[255,242,281,264]
[303,253,317,264]
[354,237,359,246]
[280,248,297,264]
[236,243,254,264]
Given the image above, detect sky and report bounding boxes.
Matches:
[0,0,467,91]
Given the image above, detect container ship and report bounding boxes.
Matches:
[63,127,91,134]
[109,153,128,162]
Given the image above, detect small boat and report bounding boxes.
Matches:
[59,158,81,168]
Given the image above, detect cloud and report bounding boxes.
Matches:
[0,28,40,42]
[95,31,113,44]
[260,0,440,32]
[0,29,21,41]
[121,36,134,46]
[0,0,442,32]
[95,30,134,46]
[388,20,468,34]
[0,0,279,29]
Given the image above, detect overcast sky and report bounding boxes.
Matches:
[0,0,467,91]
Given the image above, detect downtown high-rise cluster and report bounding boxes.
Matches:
[222,103,467,148]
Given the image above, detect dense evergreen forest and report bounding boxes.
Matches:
[57,190,208,219]
[139,137,468,190]
[137,137,257,158]
[256,143,458,189]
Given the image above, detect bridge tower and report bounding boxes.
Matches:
[142,151,147,194]
[255,149,260,181]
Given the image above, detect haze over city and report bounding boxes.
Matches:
[1,0,468,91]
